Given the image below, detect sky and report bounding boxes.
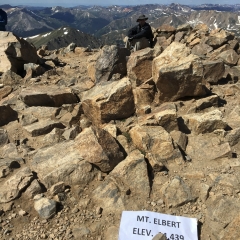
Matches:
[0,0,239,8]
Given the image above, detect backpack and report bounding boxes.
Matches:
[0,9,7,25]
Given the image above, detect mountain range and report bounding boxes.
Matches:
[2,3,240,49]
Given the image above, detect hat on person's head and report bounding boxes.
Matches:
[136,15,148,22]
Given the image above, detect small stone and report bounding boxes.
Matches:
[19,209,27,216]
[151,202,157,207]
[96,207,103,215]
[40,233,47,239]
[72,208,79,214]
[185,155,191,161]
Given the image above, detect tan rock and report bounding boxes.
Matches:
[183,171,205,179]
[221,213,240,239]
[110,150,150,196]
[0,86,12,100]
[154,107,178,132]
[31,140,97,188]
[103,123,117,138]
[93,150,149,212]
[183,109,228,134]
[87,61,96,82]
[75,126,125,172]
[152,42,207,102]
[20,86,78,107]
[170,130,188,151]
[0,31,38,74]
[203,59,225,83]
[129,125,184,169]
[218,49,239,66]
[133,79,155,113]
[186,134,232,161]
[127,48,154,86]
[194,95,219,112]
[191,42,213,56]
[81,78,135,125]
[160,176,196,207]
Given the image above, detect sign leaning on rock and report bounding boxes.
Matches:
[118,211,198,240]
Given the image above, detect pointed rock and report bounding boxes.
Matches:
[0,31,39,74]
[75,126,125,172]
[92,150,149,212]
[95,45,129,83]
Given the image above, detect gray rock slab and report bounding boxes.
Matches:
[31,140,97,188]
[34,195,57,219]
[20,86,78,107]
[23,119,65,137]
[186,134,232,161]
[0,167,34,203]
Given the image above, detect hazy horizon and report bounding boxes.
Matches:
[1,0,240,8]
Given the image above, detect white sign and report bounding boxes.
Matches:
[118,211,198,240]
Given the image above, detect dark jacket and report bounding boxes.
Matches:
[127,22,154,42]
[0,9,7,31]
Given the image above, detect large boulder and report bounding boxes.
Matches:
[160,176,196,207]
[217,49,239,66]
[182,109,228,134]
[202,59,225,84]
[95,45,129,83]
[186,134,232,161]
[127,48,154,86]
[0,31,39,74]
[19,86,78,107]
[75,126,125,172]
[31,140,97,188]
[92,150,149,212]
[133,79,156,114]
[81,78,135,125]
[129,125,184,170]
[152,42,207,102]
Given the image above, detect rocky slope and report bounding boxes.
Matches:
[0,23,240,240]
[25,27,102,50]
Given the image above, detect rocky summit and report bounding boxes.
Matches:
[0,23,240,240]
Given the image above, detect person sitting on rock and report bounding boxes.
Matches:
[0,8,7,31]
[125,14,154,52]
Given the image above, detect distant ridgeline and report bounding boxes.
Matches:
[2,3,240,47]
